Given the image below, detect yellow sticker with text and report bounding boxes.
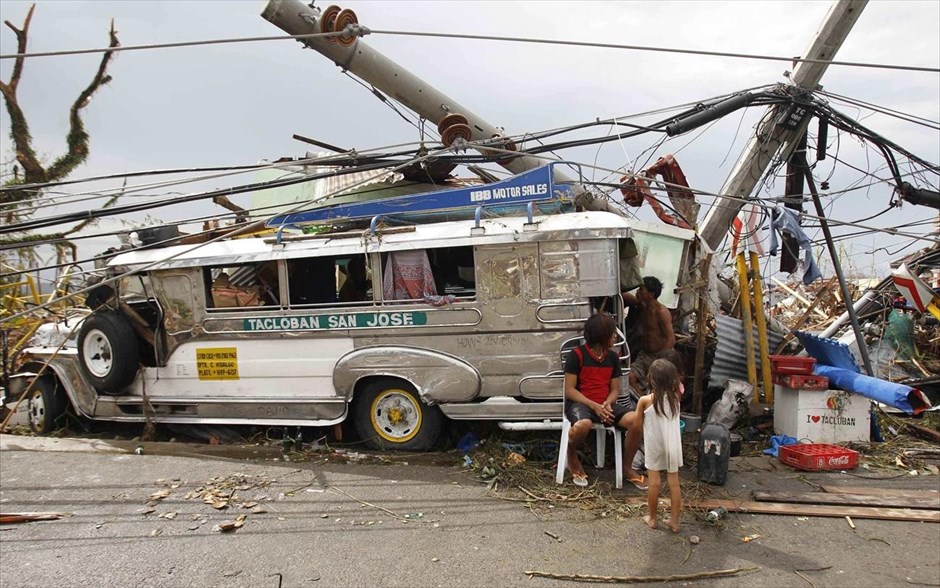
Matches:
[196,347,239,380]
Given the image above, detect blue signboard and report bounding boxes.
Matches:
[267,163,574,228]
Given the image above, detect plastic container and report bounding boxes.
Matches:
[705,506,728,522]
[697,423,730,485]
[768,355,817,375]
[680,413,701,434]
[773,373,829,390]
[729,432,742,457]
[779,443,859,471]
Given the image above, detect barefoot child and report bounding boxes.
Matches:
[635,359,683,532]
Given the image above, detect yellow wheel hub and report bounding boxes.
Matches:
[370,388,422,443]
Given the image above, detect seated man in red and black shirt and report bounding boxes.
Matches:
[564,313,647,489]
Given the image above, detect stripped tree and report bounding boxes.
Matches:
[0,4,120,303]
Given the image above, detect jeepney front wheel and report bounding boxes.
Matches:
[353,379,443,451]
[27,377,68,435]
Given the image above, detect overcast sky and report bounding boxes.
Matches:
[1,0,938,279]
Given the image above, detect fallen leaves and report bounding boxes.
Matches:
[138,473,279,536]
[215,514,247,533]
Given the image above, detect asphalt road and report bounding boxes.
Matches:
[1,434,938,588]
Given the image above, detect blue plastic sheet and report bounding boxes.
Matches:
[795,331,861,372]
[763,435,798,457]
[457,432,480,453]
[795,330,931,415]
[814,364,931,415]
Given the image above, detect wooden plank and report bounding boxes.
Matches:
[771,277,829,319]
[821,485,940,499]
[686,499,940,523]
[773,276,837,354]
[753,490,939,510]
[904,422,940,444]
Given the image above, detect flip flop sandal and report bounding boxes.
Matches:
[627,475,648,490]
[572,474,589,487]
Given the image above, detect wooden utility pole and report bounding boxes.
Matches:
[698,0,868,251]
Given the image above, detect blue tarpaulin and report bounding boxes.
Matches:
[763,435,798,457]
[796,330,931,415]
[814,364,931,415]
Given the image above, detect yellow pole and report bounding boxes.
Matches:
[25,274,41,305]
[735,253,758,400]
[750,251,773,404]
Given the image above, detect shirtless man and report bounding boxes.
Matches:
[622,276,676,396]
[618,276,676,488]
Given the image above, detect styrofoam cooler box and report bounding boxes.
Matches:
[774,386,869,443]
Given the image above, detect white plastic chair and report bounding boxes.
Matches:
[555,401,623,489]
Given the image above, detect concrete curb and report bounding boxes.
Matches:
[0,434,284,461]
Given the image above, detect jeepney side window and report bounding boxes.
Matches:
[204,262,279,310]
[337,254,373,305]
[379,246,475,303]
[287,256,336,307]
[429,246,475,298]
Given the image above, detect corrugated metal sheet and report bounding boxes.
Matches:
[709,314,785,389]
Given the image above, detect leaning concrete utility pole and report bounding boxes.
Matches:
[260,0,615,214]
[698,0,868,250]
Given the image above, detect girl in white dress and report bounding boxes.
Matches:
[634,358,683,533]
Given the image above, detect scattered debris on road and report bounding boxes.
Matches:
[0,511,70,524]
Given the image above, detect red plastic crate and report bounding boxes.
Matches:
[769,355,817,375]
[773,373,829,390]
[779,443,859,471]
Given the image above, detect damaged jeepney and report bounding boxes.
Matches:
[11,211,693,450]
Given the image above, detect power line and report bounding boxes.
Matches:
[0,163,268,193]
[0,30,346,60]
[368,30,940,74]
[2,26,938,74]
[0,159,397,234]
[816,89,940,130]
[1,148,446,324]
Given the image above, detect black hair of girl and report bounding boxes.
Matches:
[584,313,615,349]
[648,358,680,417]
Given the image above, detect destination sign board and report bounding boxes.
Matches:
[243,312,428,332]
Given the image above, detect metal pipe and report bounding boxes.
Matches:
[749,251,773,403]
[820,289,878,339]
[798,153,874,376]
[735,252,759,399]
[498,420,562,431]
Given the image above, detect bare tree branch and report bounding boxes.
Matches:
[2,4,34,94]
[0,4,45,185]
[47,19,121,181]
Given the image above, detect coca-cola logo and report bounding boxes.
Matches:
[828,456,850,466]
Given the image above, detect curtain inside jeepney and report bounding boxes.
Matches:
[383,250,455,306]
